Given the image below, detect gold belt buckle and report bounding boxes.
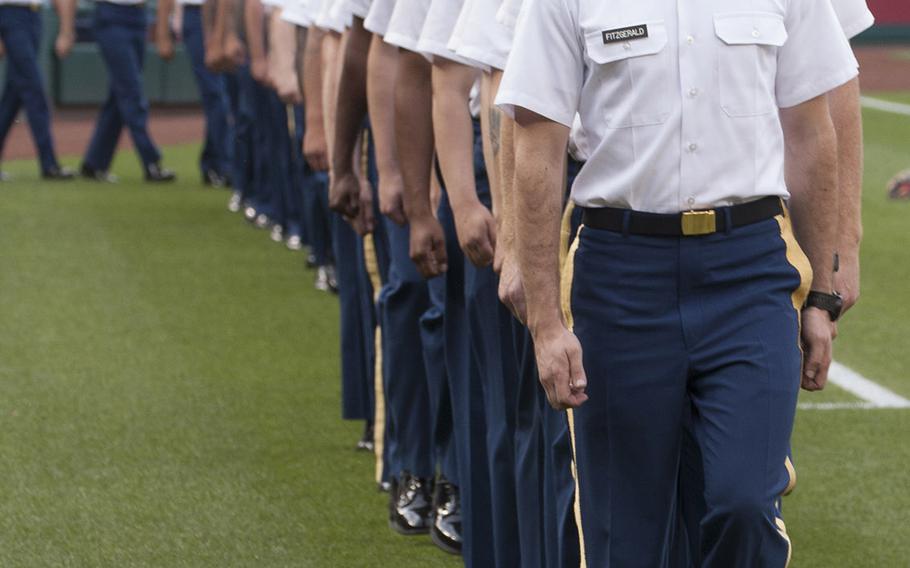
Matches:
[681,210,717,236]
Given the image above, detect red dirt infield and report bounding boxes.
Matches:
[3,45,910,163]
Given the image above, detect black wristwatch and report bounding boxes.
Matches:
[804,291,844,322]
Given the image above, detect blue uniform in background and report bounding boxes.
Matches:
[0,1,63,174]
[179,1,233,181]
[83,1,162,172]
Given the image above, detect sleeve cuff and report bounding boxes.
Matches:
[495,89,576,128]
[777,65,859,109]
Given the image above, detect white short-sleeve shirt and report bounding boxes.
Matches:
[497,0,859,213]
[416,0,475,66]
[830,0,874,39]
[282,0,314,27]
[496,0,524,30]
[449,0,513,71]
[364,0,396,36]
[384,0,431,52]
[347,0,372,19]
[315,0,351,32]
[176,0,205,6]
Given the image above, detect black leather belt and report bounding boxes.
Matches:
[581,196,784,237]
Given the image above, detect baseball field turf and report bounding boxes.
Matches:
[0,100,907,566]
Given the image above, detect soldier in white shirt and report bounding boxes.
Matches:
[0,0,76,180]
[498,0,856,565]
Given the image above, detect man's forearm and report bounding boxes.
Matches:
[155,0,175,42]
[829,78,864,253]
[366,34,401,182]
[495,70,518,254]
[332,18,372,178]
[431,60,480,212]
[295,26,308,95]
[783,96,840,293]
[303,28,326,131]
[53,0,76,40]
[513,111,571,332]
[321,31,344,156]
[395,50,435,220]
[244,0,267,66]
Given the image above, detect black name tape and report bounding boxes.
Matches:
[602,24,649,44]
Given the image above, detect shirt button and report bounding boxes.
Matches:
[687,142,698,153]
[623,42,632,50]
[686,35,695,45]
[687,196,696,206]
[688,88,699,98]
[752,28,761,38]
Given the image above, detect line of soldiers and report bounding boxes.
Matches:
[154,0,871,566]
[175,0,584,563]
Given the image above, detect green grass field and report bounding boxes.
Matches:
[0,101,908,566]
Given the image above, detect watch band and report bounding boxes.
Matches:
[804,291,844,322]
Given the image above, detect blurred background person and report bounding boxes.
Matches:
[0,0,77,181]
[156,0,232,187]
[81,0,175,183]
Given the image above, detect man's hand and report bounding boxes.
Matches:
[0,38,6,59]
[409,215,448,278]
[801,307,835,391]
[273,72,301,104]
[533,323,588,409]
[378,172,407,226]
[250,56,269,84]
[836,251,860,314]
[348,176,376,236]
[223,33,246,71]
[55,31,75,59]
[156,35,175,61]
[303,126,329,172]
[205,39,226,71]
[453,201,497,268]
[498,253,527,324]
[329,171,361,220]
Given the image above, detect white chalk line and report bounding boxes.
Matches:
[860,96,910,116]
[798,361,910,411]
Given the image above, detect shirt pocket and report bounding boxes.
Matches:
[714,12,788,117]
[584,20,671,128]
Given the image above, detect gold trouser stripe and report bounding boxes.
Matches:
[560,226,587,568]
[559,202,576,270]
[773,203,813,567]
[784,455,797,497]
[363,234,385,483]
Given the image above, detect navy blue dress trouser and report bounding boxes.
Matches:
[377,218,434,480]
[420,275,458,484]
[224,68,253,202]
[0,6,59,172]
[84,2,161,170]
[181,6,232,178]
[565,210,809,567]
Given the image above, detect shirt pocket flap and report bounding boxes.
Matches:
[714,13,788,47]
[585,21,668,65]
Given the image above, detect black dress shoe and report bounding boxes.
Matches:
[145,163,177,183]
[356,421,374,452]
[80,164,118,183]
[430,476,463,555]
[202,169,227,188]
[389,472,434,535]
[42,165,76,180]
